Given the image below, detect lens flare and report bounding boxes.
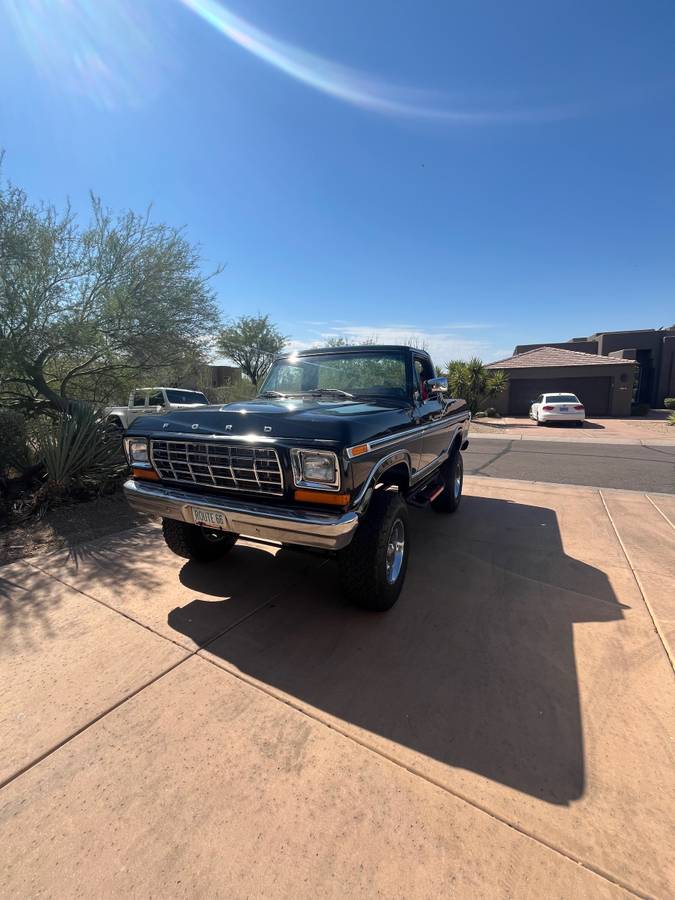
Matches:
[3,0,173,109]
[178,0,571,123]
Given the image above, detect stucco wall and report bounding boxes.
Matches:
[657,336,675,404]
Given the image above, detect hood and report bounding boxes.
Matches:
[127,396,412,446]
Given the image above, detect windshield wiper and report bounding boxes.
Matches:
[300,388,354,399]
[257,390,287,399]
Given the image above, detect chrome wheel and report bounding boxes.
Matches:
[385,518,405,585]
[453,456,463,500]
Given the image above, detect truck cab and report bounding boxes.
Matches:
[105,387,209,431]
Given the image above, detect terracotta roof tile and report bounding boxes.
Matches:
[486,346,637,369]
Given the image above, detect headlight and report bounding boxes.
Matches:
[291,449,339,490]
[124,438,150,466]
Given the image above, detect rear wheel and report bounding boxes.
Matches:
[576,420,584,427]
[536,416,544,426]
[162,518,238,561]
[337,489,409,611]
[431,451,463,514]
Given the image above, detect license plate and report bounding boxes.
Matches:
[559,406,568,412]
[192,507,228,530]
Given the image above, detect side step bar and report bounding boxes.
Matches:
[406,479,444,508]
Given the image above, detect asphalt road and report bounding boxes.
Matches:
[465,438,675,493]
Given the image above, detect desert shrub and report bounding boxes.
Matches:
[33,404,126,498]
[631,403,650,416]
[473,410,487,418]
[445,359,508,415]
[0,409,30,476]
[204,380,257,405]
[664,398,675,410]
[668,411,675,426]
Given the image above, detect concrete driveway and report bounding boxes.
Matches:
[471,414,675,444]
[1,477,674,898]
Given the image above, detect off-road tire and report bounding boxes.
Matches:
[337,489,409,612]
[431,451,463,514]
[161,517,238,562]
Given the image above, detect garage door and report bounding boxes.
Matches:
[508,377,612,416]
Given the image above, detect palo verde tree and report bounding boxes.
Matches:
[0,170,221,414]
[217,314,287,387]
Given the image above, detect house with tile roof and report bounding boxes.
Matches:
[511,327,675,410]
[485,346,637,416]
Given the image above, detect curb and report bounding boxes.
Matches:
[469,430,675,448]
[464,474,675,500]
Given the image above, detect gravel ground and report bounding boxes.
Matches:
[0,493,151,566]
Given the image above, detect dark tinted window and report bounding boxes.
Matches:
[165,389,208,404]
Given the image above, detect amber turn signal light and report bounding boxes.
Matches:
[132,466,160,481]
[294,489,350,507]
[348,443,370,457]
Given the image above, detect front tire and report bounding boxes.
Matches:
[337,489,409,611]
[162,518,238,562]
[431,451,463,514]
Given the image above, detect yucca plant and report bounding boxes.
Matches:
[34,403,126,498]
[444,358,508,415]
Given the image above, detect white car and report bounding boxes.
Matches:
[529,393,585,426]
[105,387,209,432]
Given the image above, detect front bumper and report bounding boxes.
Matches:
[123,479,359,550]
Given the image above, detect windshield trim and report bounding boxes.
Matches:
[260,349,411,400]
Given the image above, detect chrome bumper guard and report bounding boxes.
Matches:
[123,479,359,550]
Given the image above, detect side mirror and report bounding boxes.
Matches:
[426,377,448,394]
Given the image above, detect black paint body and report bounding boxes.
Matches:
[126,346,470,510]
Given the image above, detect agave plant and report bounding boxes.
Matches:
[34,403,126,498]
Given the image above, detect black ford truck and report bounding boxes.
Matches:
[123,345,470,610]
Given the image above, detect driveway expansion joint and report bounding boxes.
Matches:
[645,495,675,533]
[599,491,675,672]
[26,560,191,654]
[194,651,650,900]
[1,557,323,793]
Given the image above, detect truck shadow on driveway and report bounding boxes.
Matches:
[171,495,626,806]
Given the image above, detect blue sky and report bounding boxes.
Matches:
[1,0,674,364]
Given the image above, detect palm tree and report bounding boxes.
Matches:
[443,357,508,414]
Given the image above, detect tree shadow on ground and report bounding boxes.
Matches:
[1,524,163,651]
[171,495,627,806]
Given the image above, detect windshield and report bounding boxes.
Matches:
[260,351,408,399]
[165,389,209,405]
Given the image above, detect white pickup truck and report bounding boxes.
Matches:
[105,387,209,431]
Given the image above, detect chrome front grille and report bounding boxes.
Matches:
[151,440,284,495]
